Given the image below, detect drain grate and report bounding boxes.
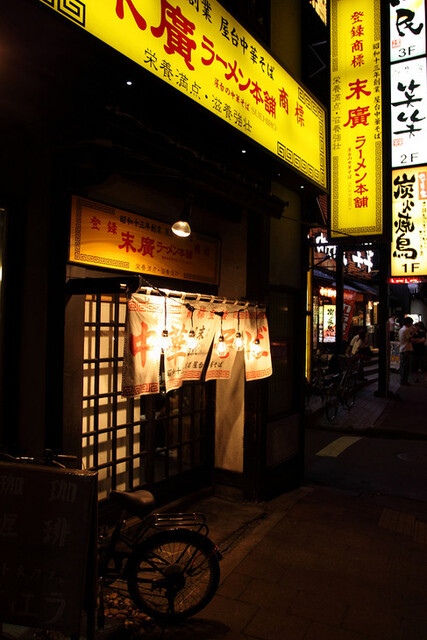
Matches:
[379,508,415,536]
[414,521,427,544]
[379,508,427,544]
[397,452,427,463]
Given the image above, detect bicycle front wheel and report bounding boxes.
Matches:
[325,385,339,422]
[126,529,220,622]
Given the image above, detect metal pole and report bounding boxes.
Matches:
[335,245,344,354]
[375,241,390,397]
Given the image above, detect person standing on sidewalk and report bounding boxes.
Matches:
[412,321,426,382]
[347,329,371,380]
[398,317,414,386]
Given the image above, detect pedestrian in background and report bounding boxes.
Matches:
[398,317,414,386]
[347,329,371,380]
[387,315,397,341]
[412,321,426,383]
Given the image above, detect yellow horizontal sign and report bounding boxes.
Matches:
[330,0,383,237]
[69,196,220,284]
[391,167,427,277]
[309,0,327,26]
[39,0,327,189]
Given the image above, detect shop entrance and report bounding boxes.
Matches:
[64,291,215,504]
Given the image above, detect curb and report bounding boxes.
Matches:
[306,422,427,441]
[217,487,313,585]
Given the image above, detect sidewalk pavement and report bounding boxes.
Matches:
[306,369,427,439]
[373,372,427,437]
[95,372,427,639]
[133,485,427,640]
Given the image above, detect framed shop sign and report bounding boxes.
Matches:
[69,196,220,285]
[38,0,327,189]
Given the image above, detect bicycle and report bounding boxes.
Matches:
[324,355,358,422]
[97,489,222,625]
[0,449,78,468]
[305,352,331,412]
[0,450,222,625]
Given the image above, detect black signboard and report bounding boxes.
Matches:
[0,462,97,635]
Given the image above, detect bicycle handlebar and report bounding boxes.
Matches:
[0,449,79,469]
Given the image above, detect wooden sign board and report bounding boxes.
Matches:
[0,463,97,634]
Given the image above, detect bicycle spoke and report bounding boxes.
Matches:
[142,551,170,572]
[127,530,219,621]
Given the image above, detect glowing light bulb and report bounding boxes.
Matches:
[186,329,198,352]
[171,220,191,237]
[215,335,229,357]
[160,329,171,353]
[251,338,262,357]
[233,331,244,351]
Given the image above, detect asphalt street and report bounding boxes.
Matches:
[305,430,427,502]
[305,373,427,503]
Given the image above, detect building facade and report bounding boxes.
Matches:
[0,0,328,507]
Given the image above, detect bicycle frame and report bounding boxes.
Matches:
[324,357,357,421]
[98,509,216,589]
[305,356,331,413]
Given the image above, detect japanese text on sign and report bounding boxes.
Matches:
[390,0,426,62]
[312,229,375,276]
[330,0,383,237]
[0,464,96,634]
[322,304,336,343]
[39,0,327,189]
[391,166,427,277]
[122,294,272,397]
[69,196,220,285]
[390,52,427,169]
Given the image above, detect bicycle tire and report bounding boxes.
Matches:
[126,528,220,622]
[343,376,356,409]
[325,385,339,422]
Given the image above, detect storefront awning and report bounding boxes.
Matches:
[313,269,378,297]
[347,280,378,296]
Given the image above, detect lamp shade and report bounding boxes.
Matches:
[172,195,193,237]
[171,220,191,237]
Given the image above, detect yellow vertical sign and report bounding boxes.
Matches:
[330,0,383,237]
[391,167,427,277]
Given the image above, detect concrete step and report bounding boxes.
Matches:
[358,356,378,386]
[361,356,378,373]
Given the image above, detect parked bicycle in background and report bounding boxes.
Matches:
[305,351,331,413]
[324,355,358,422]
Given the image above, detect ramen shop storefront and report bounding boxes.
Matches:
[64,196,272,505]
